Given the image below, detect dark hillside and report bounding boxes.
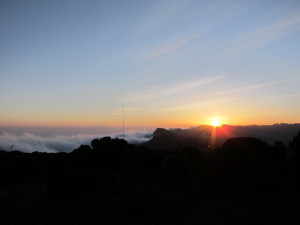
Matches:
[0,131,300,225]
[144,124,300,151]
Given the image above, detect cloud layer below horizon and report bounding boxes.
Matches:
[0,131,152,153]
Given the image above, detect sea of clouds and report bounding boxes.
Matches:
[0,127,153,153]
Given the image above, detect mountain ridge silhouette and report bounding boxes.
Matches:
[144,123,300,150]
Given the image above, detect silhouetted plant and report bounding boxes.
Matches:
[70,145,92,168]
[271,141,287,161]
[289,130,300,174]
[289,130,300,158]
[91,138,101,150]
[217,137,270,176]
[72,144,92,154]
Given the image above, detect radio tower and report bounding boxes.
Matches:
[122,100,125,140]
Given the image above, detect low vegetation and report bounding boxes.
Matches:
[0,132,300,225]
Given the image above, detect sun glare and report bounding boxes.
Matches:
[210,118,220,127]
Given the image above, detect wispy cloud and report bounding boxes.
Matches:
[127,75,226,102]
[264,93,300,101]
[222,14,300,55]
[156,98,237,112]
[136,33,200,62]
[131,0,198,62]
[211,78,298,96]
[135,1,261,62]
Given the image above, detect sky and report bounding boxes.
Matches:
[1,0,300,129]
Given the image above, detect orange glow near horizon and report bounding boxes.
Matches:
[209,117,223,127]
[1,111,298,128]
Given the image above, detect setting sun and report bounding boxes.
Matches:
[211,119,221,127]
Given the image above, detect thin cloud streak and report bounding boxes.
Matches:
[222,14,300,55]
[136,33,199,62]
[156,98,237,112]
[127,75,226,102]
[264,93,300,100]
[135,1,261,62]
[211,79,298,96]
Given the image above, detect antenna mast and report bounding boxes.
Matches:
[122,100,125,140]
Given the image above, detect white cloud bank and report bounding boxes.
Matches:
[0,131,153,153]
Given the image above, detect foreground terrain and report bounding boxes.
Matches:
[0,132,300,225]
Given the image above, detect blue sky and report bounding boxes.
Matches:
[1,0,300,127]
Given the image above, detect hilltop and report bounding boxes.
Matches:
[143,123,300,151]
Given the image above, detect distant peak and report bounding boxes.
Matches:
[153,128,170,137]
